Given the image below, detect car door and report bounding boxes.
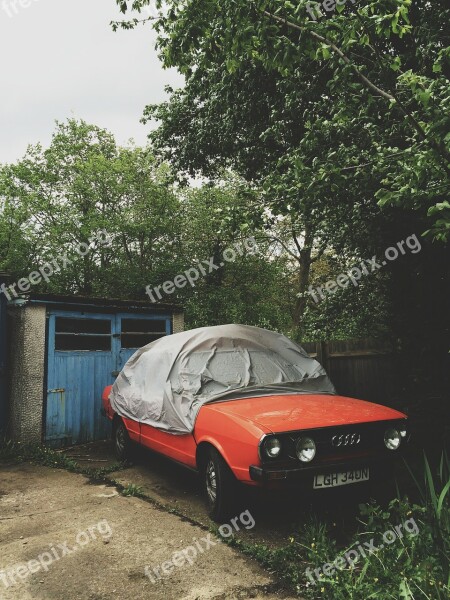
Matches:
[139,423,198,468]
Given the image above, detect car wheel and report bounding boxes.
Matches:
[113,419,132,461]
[203,447,237,522]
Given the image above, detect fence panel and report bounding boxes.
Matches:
[303,339,397,405]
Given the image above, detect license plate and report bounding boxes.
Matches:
[313,468,370,489]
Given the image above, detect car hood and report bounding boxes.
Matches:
[209,394,406,433]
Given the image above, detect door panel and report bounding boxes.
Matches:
[45,311,114,447]
[117,313,172,371]
[140,424,197,468]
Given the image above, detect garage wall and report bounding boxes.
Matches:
[172,312,184,334]
[8,305,46,444]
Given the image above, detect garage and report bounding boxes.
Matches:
[6,294,184,447]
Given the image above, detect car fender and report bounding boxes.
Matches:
[101,385,114,419]
[194,405,270,483]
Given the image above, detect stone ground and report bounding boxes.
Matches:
[0,461,297,600]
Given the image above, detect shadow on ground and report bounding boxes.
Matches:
[63,440,414,548]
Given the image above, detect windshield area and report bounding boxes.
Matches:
[175,348,335,399]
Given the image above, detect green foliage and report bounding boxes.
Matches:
[0,119,182,298]
[404,451,450,566]
[0,440,125,479]
[0,440,79,471]
[235,496,449,599]
[121,483,145,497]
[114,0,450,242]
[113,0,450,398]
[0,120,298,335]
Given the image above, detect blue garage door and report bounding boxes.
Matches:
[45,311,171,447]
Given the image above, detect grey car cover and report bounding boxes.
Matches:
[110,324,336,434]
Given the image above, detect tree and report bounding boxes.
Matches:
[0,120,293,335]
[113,0,449,241]
[113,0,449,400]
[0,119,182,298]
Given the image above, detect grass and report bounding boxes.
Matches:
[0,439,125,479]
[121,483,145,497]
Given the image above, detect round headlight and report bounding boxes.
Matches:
[296,437,316,462]
[264,437,282,459]
[384,428,401,450]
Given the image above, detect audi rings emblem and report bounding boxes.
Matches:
[331,433,361,447]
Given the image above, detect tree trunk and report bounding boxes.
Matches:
[292,224,314,341]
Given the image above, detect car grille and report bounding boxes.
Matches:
[262,419,406,466]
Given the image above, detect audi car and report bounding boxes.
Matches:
[101,324,410,521]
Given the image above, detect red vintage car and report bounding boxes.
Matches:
[102,325,409,521]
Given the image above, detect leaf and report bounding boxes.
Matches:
[390,56,401,72]
[417,90,431,107]
[424,452,438,513]
[399,579,413,599]
[437,479,450,519]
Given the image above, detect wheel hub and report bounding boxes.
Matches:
[116,426,125,454]
[206,460,217,503]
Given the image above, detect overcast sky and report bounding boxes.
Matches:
[0,0,183,164]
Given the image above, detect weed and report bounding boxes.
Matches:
[121,483,145,497]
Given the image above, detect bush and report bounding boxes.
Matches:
[236,453,449,599]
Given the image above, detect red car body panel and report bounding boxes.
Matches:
[208,394,406,433]
[140,423,198,468]
[102,386,114,419]
[194,403,271,482]
[102,384,408,485]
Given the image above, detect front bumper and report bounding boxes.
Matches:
[250,419,411,486]
[249,455,395,485]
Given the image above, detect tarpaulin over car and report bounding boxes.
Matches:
[109,324,336,434]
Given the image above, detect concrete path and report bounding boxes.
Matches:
[0,461,297,600]
[63,440,373,548]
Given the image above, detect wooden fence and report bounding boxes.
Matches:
[303,339,398,406]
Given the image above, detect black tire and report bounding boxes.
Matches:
[202,447,237,522]
[113,419,132,461]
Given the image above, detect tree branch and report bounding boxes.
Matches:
[262,10,450,171]
[266,233,302,263]
[291,226,303,256]
[263,11,395,101]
